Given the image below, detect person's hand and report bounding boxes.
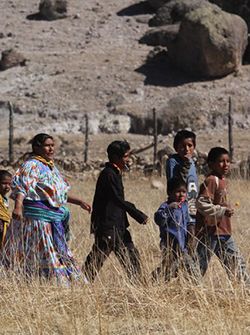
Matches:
[181,152,193,162]
[80,201,91,213]
[169,202,179,209]
[141,217,148,225]
[225,208,234,217]
[12,206,23,221]
[184,154,192,161]
[12,194,24,221]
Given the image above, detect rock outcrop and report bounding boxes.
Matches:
[209,0,250,31]
[149,0,209,26]
[140,24,179,46]
[39,0,67,20]
[167,5,248,77]
[0,49,26,71]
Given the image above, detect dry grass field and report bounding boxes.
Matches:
[1,0,250,331]
[1,174,250,334]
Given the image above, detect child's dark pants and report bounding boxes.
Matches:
[83,229,141,282]
[152,233,200,282]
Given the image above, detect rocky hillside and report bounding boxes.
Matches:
[0,0,250,140]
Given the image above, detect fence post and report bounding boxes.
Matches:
[228,96,234,161]
[84,114,89,163]
[8,101,14,164]
[153,108,158,170]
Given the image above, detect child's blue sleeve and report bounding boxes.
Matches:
[166,157,177,180]
[154,202,169,227]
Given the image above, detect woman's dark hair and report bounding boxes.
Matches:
[0,170,12,182]
[207,147,229,163]
[31,133,53,153]
[107,140,130,162]
[167,178,187,196]
[173,130,196,151]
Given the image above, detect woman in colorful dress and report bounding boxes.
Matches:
[5,133,91,283]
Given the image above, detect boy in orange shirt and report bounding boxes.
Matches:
[196,147,249,283]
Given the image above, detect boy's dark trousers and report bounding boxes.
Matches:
[83,228,142,282]
[152,233,199,282]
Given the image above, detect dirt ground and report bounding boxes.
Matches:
[0,0,250,162]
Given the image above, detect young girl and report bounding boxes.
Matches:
[153,178,198,282]
[196,147,249,283]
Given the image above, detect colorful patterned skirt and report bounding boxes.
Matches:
[3,215,79,284]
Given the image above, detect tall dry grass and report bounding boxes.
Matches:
[1,174,250,334]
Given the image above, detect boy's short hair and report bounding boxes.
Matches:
[31,133,53,152]
[207,147,229,163]
[107,140,130,162]
[167,178,187,196]
[173,130,196,151]
[0,170,12,181]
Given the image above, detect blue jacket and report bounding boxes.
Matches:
[154,201,189,252]
[166,154,198,224]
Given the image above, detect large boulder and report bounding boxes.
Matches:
[140,24,180,46]
[39,0,67,20]
[149,0,209,26]
[0,49,26,71]
[167,5,248,78]
[209,0,250,31]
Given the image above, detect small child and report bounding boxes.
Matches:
[196,147,249,283]
[0,170,12,248]
[166,130,199,247]
[153,178,199,282]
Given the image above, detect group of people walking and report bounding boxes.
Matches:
[0,130,249,286]
[153,131,249,283]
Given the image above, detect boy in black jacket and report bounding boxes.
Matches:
[83,140,148,283]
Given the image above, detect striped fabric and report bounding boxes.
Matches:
[3,200,79,284]
[23,199,69,224]
[23,200,72,262]
[11,158,70,207]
